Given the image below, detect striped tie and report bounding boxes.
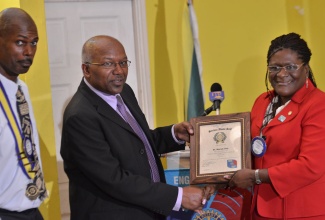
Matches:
[116,95,160,182]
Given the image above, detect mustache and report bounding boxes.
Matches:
[114,75,124,80]
[18,58,33,65]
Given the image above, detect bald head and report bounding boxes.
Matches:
[0,8,37,38]
[82,35,125,64]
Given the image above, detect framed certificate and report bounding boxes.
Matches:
[189,112,251,184]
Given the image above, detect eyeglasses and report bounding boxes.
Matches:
[267,63,304,74]
[85,60,131,69]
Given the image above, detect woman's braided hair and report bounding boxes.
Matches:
[265,33,317,95]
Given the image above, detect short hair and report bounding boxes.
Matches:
[81,35,122,63]
[81,38,96,63]
[0,8,37,38]
[0,10,12,37]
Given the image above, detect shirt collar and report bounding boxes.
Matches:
[83,78,119,110]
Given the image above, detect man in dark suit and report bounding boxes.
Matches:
[60,35,207,220]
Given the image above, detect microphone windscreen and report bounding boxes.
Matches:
[210,83,222,92]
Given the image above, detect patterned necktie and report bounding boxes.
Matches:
[16,85,48,200]
[116,95,160,182]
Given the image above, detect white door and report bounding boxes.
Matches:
[45,1,151,219]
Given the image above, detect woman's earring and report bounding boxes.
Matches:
[306,77,308,88]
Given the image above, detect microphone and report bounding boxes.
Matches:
[209,83,225,115]
[201,83,225,116]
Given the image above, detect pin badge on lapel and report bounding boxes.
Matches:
[278,115,286,122]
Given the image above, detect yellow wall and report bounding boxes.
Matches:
[1,0,324,217]
[0,1,61,219]
[146,0,325,127]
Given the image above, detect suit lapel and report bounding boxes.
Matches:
[264,82,314,130]
[79,80,134,134]
[267,102,299,128]
[120,85,157,152]
[79,80,155,150]
[120,91,153,142]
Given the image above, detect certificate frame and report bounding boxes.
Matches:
[190,112,251,184]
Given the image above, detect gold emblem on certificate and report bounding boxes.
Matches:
[213,132,226,144]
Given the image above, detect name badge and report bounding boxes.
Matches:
[251,136,266,157]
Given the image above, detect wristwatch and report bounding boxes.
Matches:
[255,169,262,185]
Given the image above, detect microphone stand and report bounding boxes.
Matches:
[201,100,222,116]
[201,105,213,116]
[214,100,221,115]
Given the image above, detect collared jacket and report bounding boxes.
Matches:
[61,80,185,220]
[251,79,325,218]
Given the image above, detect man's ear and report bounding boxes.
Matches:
[82,63,90,78]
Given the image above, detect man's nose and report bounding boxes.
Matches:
[23,44,36,57]
[112,63,124,74]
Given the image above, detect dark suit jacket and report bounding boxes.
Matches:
[60,79,185,220]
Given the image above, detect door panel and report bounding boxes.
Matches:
[45,1,148,218]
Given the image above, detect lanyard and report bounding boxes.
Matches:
[0,81,35,180]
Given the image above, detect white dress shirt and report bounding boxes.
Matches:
[0,73,43,211]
